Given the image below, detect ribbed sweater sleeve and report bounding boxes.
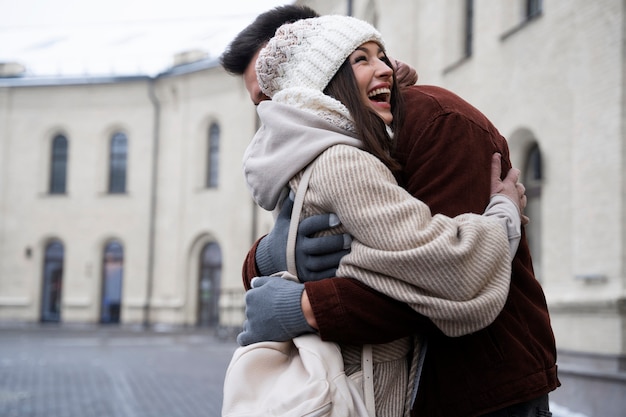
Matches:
[295,145,512,337]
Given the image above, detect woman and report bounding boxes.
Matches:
[243,15,524,417]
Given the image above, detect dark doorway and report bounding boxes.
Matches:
[41,241,64,322]
[197,242,221,326]
[101,241,124,323]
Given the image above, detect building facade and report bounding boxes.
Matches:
[0,66,273,329]
[1,0,625,415]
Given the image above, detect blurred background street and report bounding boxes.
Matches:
[0,324,238,417]
[0,323,593,417]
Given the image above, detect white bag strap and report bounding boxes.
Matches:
[362,344,375,417]
[286,163,315,276]
[285,161,375,417]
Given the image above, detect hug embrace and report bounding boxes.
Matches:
[221,6,558,417]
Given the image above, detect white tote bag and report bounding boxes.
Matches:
[222,334,372,417]
[222,162,375,417]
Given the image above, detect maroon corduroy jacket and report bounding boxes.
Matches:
[242,85,559,417]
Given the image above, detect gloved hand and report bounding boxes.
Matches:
[237,276,316,346]
[255,193,351,281]
[391,58,418,87]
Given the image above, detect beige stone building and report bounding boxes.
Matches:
[1,0,625,414]
[0,64,272,329]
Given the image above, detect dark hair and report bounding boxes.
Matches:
[324,54,403,173]
[220,5,319,74]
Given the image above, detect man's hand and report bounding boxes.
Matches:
[490,153,529,224]
[255,194,351,280]
[296,213,351,281]
[391,58,418,87]
[237,276,315,346]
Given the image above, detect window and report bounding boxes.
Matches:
[464,0,474,58]
[501,0,543,41]
[526,0,543,19]
[198,242,222,326]
[49,134,68,194]
[524,143,543,280]
[41,240,64,322]
[443,0,474,73]
[206,123,220,188]
[101,241,124,323]
[526,143,543,187]
[108,132,127,193]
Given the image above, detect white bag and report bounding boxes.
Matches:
[222,162,375,417]
[222,334,372,417]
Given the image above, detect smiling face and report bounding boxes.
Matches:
[348,41,394,125]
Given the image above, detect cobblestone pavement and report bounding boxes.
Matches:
[0,323,239,417]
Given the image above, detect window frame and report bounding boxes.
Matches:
[101,240,124,323]
[464,0,474,58]
[206,123,220,188]
[49,134,68,194]
[41,239,64,322]
[501,0,543,40]
[197,241,222,326]
[526,0,543,20]
[108,132,128,194]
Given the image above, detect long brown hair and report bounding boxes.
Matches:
[324,53,403,173]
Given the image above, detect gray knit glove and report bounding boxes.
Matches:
[255,194,351,281]
[237,276,316,346]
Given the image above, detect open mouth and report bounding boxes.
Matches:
[368,87,391,103]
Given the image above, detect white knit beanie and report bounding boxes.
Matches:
[256,15,384,98]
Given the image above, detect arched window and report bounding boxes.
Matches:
[101,241,124,323]
[198,242,222,326]
[524,143,543,280]
[49,134,68,194]
[108,132,127,193]
[41,240,64,322]
[206,123,220,188]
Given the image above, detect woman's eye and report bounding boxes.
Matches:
[353,55,367,63]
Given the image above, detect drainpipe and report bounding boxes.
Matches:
[145,78,160,328]
[347,0,353,16]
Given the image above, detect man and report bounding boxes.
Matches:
[220,5,559,417]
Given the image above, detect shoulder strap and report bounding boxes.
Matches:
[362,344,375,416]
[285,161,375,417]
[286,163,315,277]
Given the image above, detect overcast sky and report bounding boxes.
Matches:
[0,0,294,77]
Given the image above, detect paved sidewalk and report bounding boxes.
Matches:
[0,323,239,417]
